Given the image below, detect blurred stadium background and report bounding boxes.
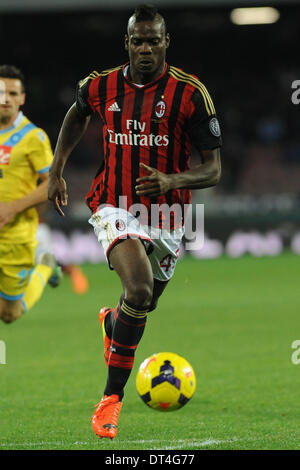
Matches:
[1,0,299,263]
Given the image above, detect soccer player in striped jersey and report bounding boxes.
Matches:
[0,65,62,324]
[48,4,222,439]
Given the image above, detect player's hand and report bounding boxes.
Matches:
[0,201,19,228]
[135,163,174,197]
[48,174,68,217]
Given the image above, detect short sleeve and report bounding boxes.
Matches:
[76,74,95,117]
[27,128,53,174]
[187,86,222,151]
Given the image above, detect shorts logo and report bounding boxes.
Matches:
[0,145,12,165]
[115,219,126,231]
[155,100,166,119]
[209,118,221,137]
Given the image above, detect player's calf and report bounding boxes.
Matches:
[104,298,149,399]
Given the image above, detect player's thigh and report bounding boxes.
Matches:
[0,296,23,323]
[89,207,154,304]
[109,238,154,302]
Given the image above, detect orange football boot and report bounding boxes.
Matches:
[91,394,122,439]
[99,307,113,367]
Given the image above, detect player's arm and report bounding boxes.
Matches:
[164,147,221,190]
[48,103,91,216]
[136,148,220,197]
[0,172,49,229]
[48,73,96,216]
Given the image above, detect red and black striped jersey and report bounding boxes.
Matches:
[76,63,222,228]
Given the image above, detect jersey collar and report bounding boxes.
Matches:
[122,62,168,90]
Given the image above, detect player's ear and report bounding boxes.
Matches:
[165,33,170,49]
[124,34,129,51]
[20,93,26,106]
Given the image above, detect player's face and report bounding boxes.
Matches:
[125,20,170,80]
[0,78,25,122]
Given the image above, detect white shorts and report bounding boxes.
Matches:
[88,207,184,281]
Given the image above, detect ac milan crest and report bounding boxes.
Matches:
[155,100,166,119]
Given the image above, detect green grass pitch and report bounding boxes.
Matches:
[0,252,300,450]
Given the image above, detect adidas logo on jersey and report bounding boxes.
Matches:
[108,102,121,112]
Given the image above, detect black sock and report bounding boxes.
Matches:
[104,298,148,400]
[104,293,125,339]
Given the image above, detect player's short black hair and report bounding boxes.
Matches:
[0,64,25,92]
[129,4,166,34]
[134,4,158,22]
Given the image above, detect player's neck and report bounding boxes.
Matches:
[129,62,166,85]
[0,111,19,130]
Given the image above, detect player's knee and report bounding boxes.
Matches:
[1,310,19,324]
[126,282,153,307]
